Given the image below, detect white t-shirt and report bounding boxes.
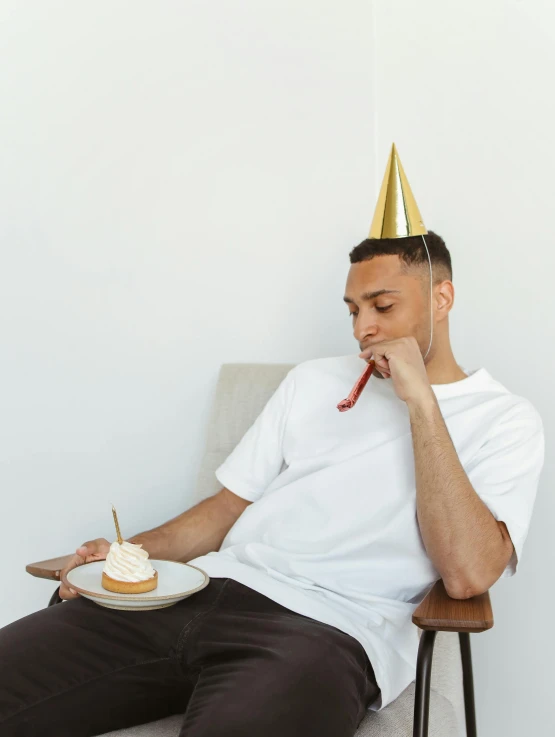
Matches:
[188,354,545,711]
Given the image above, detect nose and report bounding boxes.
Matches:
[354,315,379,348]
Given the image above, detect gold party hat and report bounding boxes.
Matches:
[369,143,427,239]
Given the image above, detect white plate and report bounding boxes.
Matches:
[66,560,210,610]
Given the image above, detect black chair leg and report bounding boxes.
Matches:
[413,629,437,737]
[459,632,477,737]
[48,586,63,607]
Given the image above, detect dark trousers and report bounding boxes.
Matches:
[0,577,380,737]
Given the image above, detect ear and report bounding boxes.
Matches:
[434,280,455,320]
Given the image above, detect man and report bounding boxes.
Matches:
[0,146,544,737]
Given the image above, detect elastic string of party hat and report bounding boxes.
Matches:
[421,234,434,360]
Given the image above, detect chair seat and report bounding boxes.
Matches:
[98,682,461,737]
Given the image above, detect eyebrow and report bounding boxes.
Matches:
[342,289,401,305]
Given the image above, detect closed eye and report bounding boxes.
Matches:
[349,305,394,318]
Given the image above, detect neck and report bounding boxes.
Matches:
[424,347,468,385]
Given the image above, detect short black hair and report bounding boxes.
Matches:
[348,230,452,284]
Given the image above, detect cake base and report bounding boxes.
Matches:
[101,570,158,594]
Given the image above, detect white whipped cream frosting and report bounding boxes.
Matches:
[103,541,156,582]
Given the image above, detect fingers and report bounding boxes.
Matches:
[373,358,390,374]
[59,553,85,600]
[79,538,111,562]
[368,357,391,378]
[59,582,79,600]
[77,539,100,558]
[59,538,111,599]
[360,352,391,378]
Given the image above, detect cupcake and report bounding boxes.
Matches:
[102,540,158,594]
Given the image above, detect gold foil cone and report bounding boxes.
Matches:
[369,143,427,239]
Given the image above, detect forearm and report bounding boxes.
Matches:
[128,491,239,563]
[407,391,508,598]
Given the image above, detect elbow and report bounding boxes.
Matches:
[444,570,495,600]
[447,544,514,599]
[444,579,478,600]
[442,535,512,600]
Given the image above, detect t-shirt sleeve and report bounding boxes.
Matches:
[465,399,545,578]
[214,368,296,502]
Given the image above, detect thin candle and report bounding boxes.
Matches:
[111,504,124,545]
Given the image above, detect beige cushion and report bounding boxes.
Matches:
[99,363,466,736]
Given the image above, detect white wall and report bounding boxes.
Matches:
[1,2,553,734]
[373,1,555,734]
[0,0,375,619]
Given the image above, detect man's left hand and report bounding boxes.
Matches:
[358,336,433,405]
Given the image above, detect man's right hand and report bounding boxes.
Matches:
[59,538,111,600]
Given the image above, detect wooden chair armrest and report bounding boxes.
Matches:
[26,555,74,581]
[412,579,493,633]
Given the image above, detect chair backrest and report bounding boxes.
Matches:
[194,363,465,718]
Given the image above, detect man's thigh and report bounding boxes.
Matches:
[0,577,229,737]
[179,579,380,737]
